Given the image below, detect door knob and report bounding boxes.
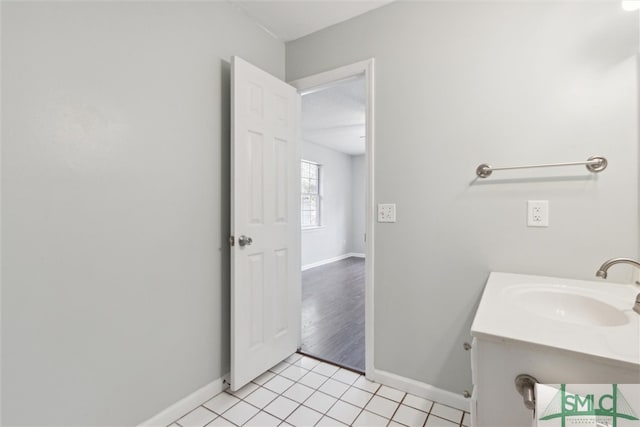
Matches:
[238,235,253,247]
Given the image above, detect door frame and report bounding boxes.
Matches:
[289,58,375,377]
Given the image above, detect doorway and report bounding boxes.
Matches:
[229,57,374,390]
[290,60,374,375]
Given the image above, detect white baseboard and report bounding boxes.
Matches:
[370,369,471,412]
[137,375,228,427]
[301,253,365,271]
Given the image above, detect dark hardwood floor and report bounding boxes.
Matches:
[301,256,365,372]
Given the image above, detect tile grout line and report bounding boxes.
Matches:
[173,360,296,427]
[457,408,464,427]
[345,386,376,427]
[251,371,305,424]
[239,357,334,426]
[421,401,435,427]
[308,374,350,425]
[173,353,466,427]
[294,359,369,425]
[429,402,466,427]
[169,395,221,426]
[385,391,407,427]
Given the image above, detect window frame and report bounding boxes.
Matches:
[300,159,322,230]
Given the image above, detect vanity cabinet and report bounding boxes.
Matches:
[470,272,640,427]
[470,336,639,426]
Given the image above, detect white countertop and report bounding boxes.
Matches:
[471,272,640,370]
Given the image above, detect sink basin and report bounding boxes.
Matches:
[504,285,629,327]
[472,272,639,371]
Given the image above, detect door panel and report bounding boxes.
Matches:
[231,56,301,391]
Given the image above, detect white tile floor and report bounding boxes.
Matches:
[170,354,470,427]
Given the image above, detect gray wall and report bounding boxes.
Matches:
[350,154,366,255]
[287,2,639,394]
[1,2,283,425]
[301,141,353,266]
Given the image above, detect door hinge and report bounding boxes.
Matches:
[228,235,235,246]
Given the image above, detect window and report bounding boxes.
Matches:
[301,160,321,228]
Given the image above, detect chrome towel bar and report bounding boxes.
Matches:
[476,156,607,178]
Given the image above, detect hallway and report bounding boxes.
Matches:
[301,257,365,372]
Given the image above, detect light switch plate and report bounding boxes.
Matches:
[378,204,396,222]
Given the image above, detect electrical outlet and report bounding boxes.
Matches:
[377,203,396,222]
[528,200,549,227]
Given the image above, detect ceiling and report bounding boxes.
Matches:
[302,75,366,156]
[230,1,377,154]
[230,0,394,42]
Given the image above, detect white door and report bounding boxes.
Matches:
[230,56,301,391]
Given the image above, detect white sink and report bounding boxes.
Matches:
[503,284,629,327]
[471,272,640,369]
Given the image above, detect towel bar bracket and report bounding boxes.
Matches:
[585,156,608,173]
[515,374,538,411]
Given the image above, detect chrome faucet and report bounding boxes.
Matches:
[595,258,640,315]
